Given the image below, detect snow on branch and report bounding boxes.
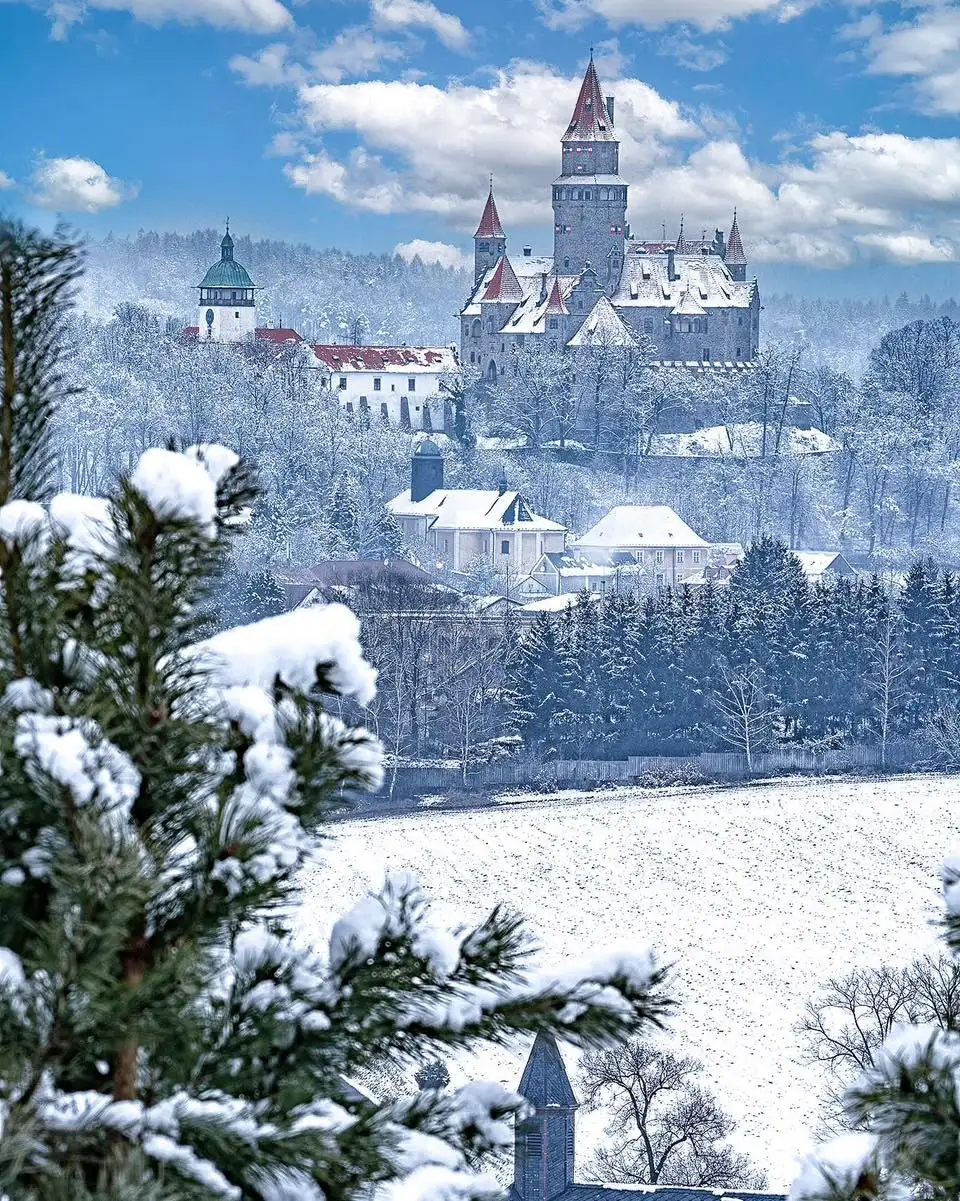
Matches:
[130,447,220,535]
[194,605,378,706]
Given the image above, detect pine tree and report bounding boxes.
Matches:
[240,567,287,620]
[0,222,671,1200]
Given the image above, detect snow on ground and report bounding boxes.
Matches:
[300,773,960,1190]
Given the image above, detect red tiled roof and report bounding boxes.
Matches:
[545,277,569,315]
[726,209,747,265]
[481,255,523,302]
[563,58,616,143]
[310,345,455,371]
[256,327,303,344]
[474,186,505,238]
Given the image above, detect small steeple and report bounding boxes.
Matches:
[519,1032,578,1107]
[725,207,747,281]
[675,214,689,255]
[544,276,569,317]
[514,1034,577,1201]
[474,182,505,239]
[221,219,234,262]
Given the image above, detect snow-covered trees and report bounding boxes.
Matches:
[0,220,673,1200]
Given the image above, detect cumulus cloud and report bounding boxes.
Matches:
[845,5,960,115]
[394,238,471,268]
[657,28,728,70]
[274,59,960,269]
[30,156,137,213]
[230,30,409,87]
[537,0,813,33]
[0,171,14,190]
[370,0,468,49]
[32,0,291,37]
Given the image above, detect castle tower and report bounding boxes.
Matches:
[197,222,257,342]
[410,439,444,502]
[725,209,747,282]
[514,1033,578,1201]
[474,183,506,285]
[553,54,626,295]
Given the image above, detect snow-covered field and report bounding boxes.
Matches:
[300,774,960,1189]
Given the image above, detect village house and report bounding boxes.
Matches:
[387,442,566,576]
[573,504,711,589]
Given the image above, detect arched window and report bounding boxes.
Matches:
[487,360,498,383]
[487,317,496,334]
[472,319,481,337]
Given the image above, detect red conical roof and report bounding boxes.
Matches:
[675,216,689,255]
[726,209,747,265]
[544,276,569,315]
[482,255,523,303]
[474,186,505,239]
[563,56,617,142]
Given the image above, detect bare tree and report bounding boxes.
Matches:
[711,662,772,771]
[578,1042,767,1189]
[797,956,960,1131]
[867,609,907,769]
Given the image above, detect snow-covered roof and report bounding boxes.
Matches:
[649,423,839,458]
[566,296,636,348]
[575,505,709,551]
[310,345,456,373]
[388,488,566,533]
[671,290,707,317]
[613,247,755,310]
[521,592,600,613]
[794,551,856,578]
[534,549,641,577]
[563,58,617,143]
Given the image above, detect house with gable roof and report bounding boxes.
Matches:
[387,441,566,576]
[510,1033,785,1201]
[460,56,760,393]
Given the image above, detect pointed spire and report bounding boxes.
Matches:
[726,207,747,265]
[544,276,569,316]
[474,183,505,239]
[563,56,617,142]
[675,214,689,255]
[481,255,523,302]
[518,1033,577,1108]
[221,219,234,261]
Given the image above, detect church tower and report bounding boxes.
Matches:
[553,54,627,295]
[474,183,507,285]
[514,1033,578,1201]
[724,209,748,282]
[197,223,257,342]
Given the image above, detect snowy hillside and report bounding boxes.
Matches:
[301,774,960,1189]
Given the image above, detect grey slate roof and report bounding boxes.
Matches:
[518,1032,578,1108]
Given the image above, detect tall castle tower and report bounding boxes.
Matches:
[553,55,627,295]
[725,209,748,282]
[197,223,257,342]
[514,1033,577,1201]
[474,183,506,285]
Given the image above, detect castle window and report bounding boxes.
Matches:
[738,314,744,326]
[736,346,742,358]
[600,187,607,200]
[470,351,475,363]
[564,258,569,269]
[374,377,381,390]
[472,319,481,337]
[644,318,654,334]
[234,311,239,318]
[479,241,488,251]
[487,318,496,334]
[549,318,558,330]
[338,377,347,390]
[501,540,510,555]
[584,190,591,199]
[703,348,710,360]
[408,378,416,391]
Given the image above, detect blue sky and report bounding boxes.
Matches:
[3,0,960,296]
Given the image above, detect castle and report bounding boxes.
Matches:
[460,57,761,382]
[511,1032,783,1201]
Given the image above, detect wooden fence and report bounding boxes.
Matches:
[352,739,921,812]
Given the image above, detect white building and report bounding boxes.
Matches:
[311,345,458,430]
[387,442,566,575]
[196,224,257,343]
[573,505,711,590]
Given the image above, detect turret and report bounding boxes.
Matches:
[553,53,626,294]
[196,221,257,342]
[725,208,747,282]
[410,439,444,503]
[474,183,506,284]
[514,1033,577,1201]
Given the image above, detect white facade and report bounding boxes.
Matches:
[311,346,457,430]
[197,299,257,344]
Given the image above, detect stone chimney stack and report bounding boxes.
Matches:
[605,95,615,124]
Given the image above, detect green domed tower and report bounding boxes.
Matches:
[197,222,257,342]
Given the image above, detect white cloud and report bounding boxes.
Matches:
[846,5,960,115]
[30,0,291,38]
[0,171,14,190]
[657,28,728,70]
[537,0,813,33]
[30,156,137,213]
[370,0,468,49]
[394,238,471,268]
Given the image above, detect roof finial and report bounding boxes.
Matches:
[590,45,594,60]
[490,172,494,190]
[226,216,230,235]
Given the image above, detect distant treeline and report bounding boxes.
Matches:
[505,538,960,763]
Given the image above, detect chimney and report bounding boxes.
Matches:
[523,246,532,257]
[605,95,615,124]
[666,247,676,282]
[410,440,444,503]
